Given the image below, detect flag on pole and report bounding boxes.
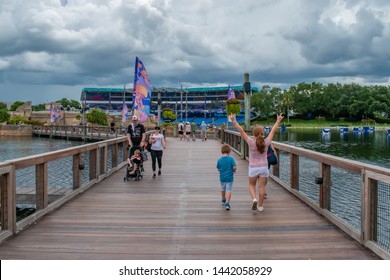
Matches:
[57,107,61,122]
[122,100,128,123]
[132,56,151,122]
[227,85,235,100]
[50,103,56,123]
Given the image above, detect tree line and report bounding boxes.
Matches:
[251,82,390,123]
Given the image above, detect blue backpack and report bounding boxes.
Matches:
[267,146,278,165]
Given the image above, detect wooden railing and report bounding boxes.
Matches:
[0,137,129,243]
[217,128,390,260]
[32,125,126,141]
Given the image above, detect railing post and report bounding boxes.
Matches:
[319,163,331,210]
[363,174,378,243]
[73,153,82,190]
[112,143,118,168]
[290,154,299,190]
[99,144,107,178]
[0,165,16,233]
[36,162,48,210]
[272,148,280,177]
[89,149,98,181]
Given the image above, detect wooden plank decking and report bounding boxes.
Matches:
[0,138,379,260]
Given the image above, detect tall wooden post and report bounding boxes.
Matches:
[243,73,251,130]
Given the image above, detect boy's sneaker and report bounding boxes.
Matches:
[251,199,258,210]
[257,206,264,212]
[225,203,231,210]
[221,198,226,205]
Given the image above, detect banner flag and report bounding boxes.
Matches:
[132,56,151,123]
[57,107,61,121]
[227,85,235,100]
[122,100,128,123]
[50,103,56,123]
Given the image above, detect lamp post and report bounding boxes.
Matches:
[243,73,251,130]
[180,85,183,122]
[157,91,161,126]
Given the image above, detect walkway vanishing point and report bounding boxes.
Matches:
[0,137,380,260]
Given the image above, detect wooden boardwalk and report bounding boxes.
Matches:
[0,138,378,260]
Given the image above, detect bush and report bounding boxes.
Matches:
[86,108,108,126]
[9,116,28,124]
[361,118,376,125]
[0,109,10,122]
[226,98,241,115]
[373,116,390,124]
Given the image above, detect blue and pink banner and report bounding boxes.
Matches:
[50,103,56,123]
[132,56,151,123]
[227,85,235,100]
[122,100,128,123]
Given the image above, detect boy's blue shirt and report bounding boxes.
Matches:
[216,155,236,182]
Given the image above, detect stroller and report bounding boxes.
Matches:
[124,147,147,181]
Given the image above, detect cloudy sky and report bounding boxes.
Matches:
[1,0,389,105]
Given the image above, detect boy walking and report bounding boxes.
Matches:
[216,144,237,210]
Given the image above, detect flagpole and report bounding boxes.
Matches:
[185,89,188,122]
[180,85,183,122]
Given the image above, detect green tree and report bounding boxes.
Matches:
[32,104,46,111]
[251,85,274,117]
[0,109,10,122]
[10,101,24,111]
[9,116,28,124]
[322,83,343,119]
[56,98,80,109]
[162,109,177,120]
[0,102,7,110]
[86,108,108,126]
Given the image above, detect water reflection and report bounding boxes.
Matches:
[272,128,390,169]
[0,136,82,162]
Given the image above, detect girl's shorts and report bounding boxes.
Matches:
[220,182,233,192]
[248,166,269,178]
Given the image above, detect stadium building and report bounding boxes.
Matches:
[81,85,258,125]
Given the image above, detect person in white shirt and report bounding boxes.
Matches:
[178,122,184,140]
[149,126,166,177]
[200,121,207,141]
[185,122,192,141]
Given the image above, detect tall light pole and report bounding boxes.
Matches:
[157,91,161,126]
[180,85,183,122]
[243,73,251,130]
[185,90,188,122]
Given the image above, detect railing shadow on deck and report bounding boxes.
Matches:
[0,136,129,243]
[216,127,390,260]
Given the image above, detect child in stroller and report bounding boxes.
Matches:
[124,149,144,181]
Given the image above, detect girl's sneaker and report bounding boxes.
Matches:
[257,206,264,212]
[221,198,226,205]
[225,203,231,210]
[251,199,258,210]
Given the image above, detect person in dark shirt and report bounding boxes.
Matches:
[126,115,146,157]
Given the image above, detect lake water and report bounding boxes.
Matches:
[0,136,83,162]
[273,128,390,169]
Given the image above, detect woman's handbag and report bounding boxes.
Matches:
[146,141,152,152]
[267,146,278,165]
